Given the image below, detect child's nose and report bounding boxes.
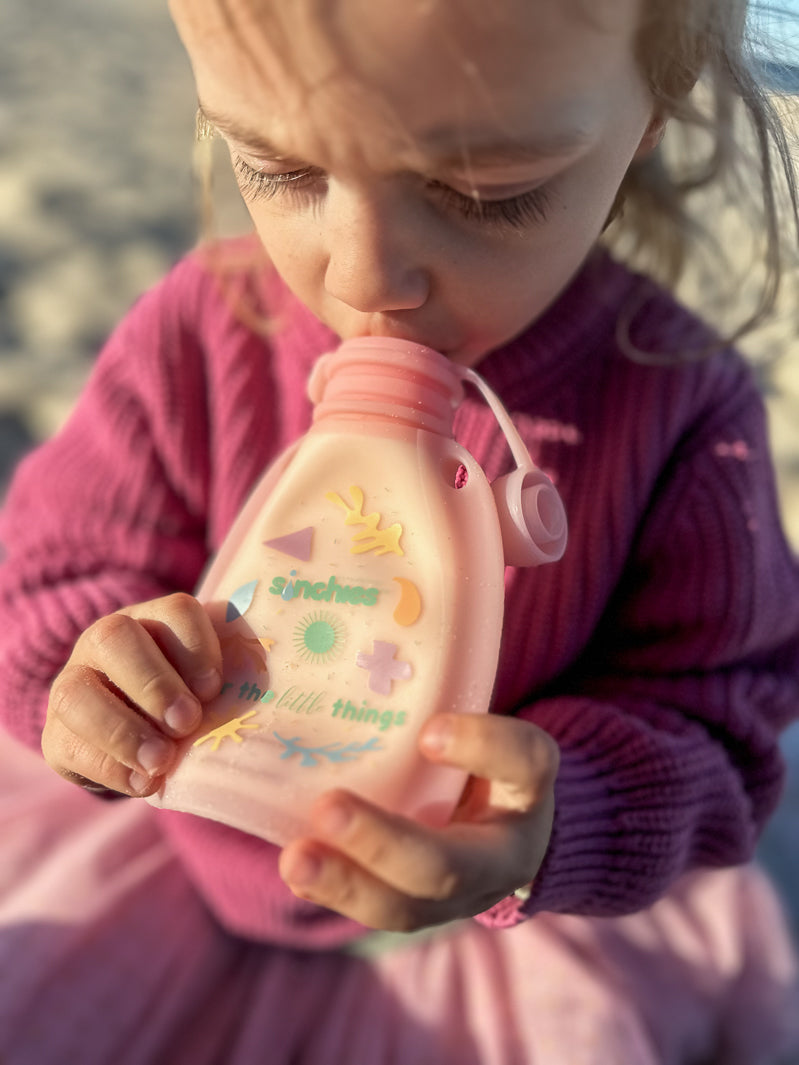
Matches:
[322,185,430,314]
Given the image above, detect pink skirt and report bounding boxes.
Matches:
[1,730,797,1065]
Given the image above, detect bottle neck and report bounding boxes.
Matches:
[308,338,463,437]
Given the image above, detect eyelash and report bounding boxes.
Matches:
[231,156,552,231]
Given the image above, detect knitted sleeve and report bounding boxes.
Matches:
[479,361,799,927]
[0,259,215,751]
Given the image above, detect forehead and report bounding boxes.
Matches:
[170,0,642,166]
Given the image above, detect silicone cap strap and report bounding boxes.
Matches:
[456,366,538,474]
[456,365,568,566]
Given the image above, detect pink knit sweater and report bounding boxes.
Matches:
[1,240,797,950]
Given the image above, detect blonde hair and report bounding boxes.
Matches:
[606,0,799,353]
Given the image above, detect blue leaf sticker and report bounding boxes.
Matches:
[226,579,259,622]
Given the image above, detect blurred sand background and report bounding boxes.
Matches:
[1,0,798,935]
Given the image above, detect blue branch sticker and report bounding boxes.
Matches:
[273,732,382,767]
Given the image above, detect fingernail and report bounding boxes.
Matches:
[129,770,151,795]
[164,694,201,734]
[420,719,452,755]
[137,737,172,775]
[193,668,221,701]
[284,849,321,888]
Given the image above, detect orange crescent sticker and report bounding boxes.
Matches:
[392,577,422,626]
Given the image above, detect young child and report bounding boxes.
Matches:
[1,0,798,1061]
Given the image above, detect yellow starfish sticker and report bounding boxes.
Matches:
[193,710,260,752]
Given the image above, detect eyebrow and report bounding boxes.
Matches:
[198,103,591,168]
[419,117,594,167]
[199,105,289,158]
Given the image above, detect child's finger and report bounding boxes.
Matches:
[73,608,207,738]
[279,811,542,932]
[306,790,468,901]
[121,592,223,703]
[319,786,547,894]
[419,712,560,813]
[44,665,177,796]
[279,837,452,932]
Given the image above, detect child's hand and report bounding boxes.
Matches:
[42,593,223,796]
[278,714,559,932]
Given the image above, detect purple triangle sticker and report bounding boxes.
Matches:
[264,526,314,561]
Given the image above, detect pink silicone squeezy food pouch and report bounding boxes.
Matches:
[147,338,567,845]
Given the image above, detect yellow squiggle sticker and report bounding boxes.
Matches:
[326,486,404,557]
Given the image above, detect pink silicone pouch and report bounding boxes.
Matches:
[148,340,506,845]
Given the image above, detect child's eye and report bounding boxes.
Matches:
[232,155,551,231]
[429,181,552,231]
[232,156,324,200]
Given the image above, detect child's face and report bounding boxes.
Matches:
[171,0,657,365]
